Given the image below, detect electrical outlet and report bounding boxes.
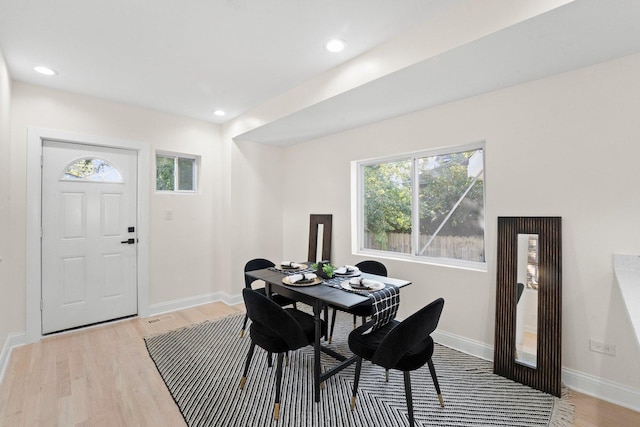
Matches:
[590,339,616,356]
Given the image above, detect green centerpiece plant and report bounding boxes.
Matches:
[312,261,335,279]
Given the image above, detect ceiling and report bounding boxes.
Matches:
[1,0,640,146]
[0,0,454,122]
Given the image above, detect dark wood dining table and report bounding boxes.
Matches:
[245,265,411,403]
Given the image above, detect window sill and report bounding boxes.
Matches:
[355,248,488,273]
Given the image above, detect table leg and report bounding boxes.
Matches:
[313,301,322,403]
[264,282,272,298]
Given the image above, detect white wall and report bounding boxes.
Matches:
[269,53,640,396]
[225,138,285,295]
[9,82,224,331]
[0,48,13,361]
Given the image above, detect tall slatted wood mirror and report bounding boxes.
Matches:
[308,214,332,263]
[494,216,562,397]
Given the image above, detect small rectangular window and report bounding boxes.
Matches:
[177,157,195,191]
[355,143,485,269]
[155,153,197,193]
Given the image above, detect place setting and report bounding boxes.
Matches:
[277,261,307,271]
[281,271,321,287]
[332,264,361,277]
[340,276,385,292]
[269,261,312,274]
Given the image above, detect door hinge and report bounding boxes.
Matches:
[40,299,43,311]
[40,227,43,239]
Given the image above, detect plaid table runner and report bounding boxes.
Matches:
[365,284,400,333]
[324,277,400,333]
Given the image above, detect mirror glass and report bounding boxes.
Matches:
[515,233,538,368]
[315,223,324,263]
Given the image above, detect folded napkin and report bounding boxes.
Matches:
[281,261,300,268]
[349,277,378,289]
[335,265,359,275]
[287,272,317,283]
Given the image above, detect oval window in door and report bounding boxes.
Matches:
[61,157,123,182]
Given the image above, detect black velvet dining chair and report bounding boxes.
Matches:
[240,258,297,337]
[239,288,326,420]
[327,260,387,343]
[348,297,445,427]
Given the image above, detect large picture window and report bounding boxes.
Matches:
[156,152,198,193]
[355,143,485,268]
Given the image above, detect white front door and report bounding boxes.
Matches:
[41,140,138,334]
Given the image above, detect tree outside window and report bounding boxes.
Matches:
[359,144,485,266]
[156,153,197,193]
[363,159,412,251]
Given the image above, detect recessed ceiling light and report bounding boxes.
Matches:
[213,109,226,117]
[325,39,346,53]
[34,66,57,76]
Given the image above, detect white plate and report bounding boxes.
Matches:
[282,276,322,287]
[340,280,385,292]
[334,269,361,277]
[279,263,307,270]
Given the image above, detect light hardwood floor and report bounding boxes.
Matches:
[1,301,638,426]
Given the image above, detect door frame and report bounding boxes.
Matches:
[26,127,150,343]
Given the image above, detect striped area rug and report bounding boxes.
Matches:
[144,313,573,427]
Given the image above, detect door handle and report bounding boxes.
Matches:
[120,238,135,244]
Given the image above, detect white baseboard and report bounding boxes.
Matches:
[433,330,640,413]
[562,367,640,412]
[0,332,26,386]
[147,291,243,317]
[432,330,494,361]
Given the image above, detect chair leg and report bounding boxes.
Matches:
[353,314,357,329]
[351,357,363,410]
[240,314,249,337]
[404,371,415,427]
[385,369,389,382]
[427,359,444,407]
[329,308,338,344]
[274,353,284,420]
[239,341,256,389]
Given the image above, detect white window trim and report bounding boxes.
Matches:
[351,142,487,271]
[155,151,199,194]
